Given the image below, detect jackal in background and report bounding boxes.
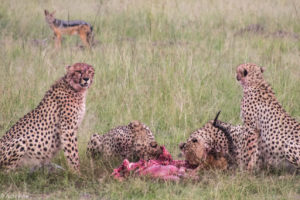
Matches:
[44,10,93,48]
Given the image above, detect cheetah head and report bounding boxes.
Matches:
[236,63,265,89]
[65,63,95,92]
[179,112,230,166]
[180,131,212,166]
[44,10,56,25]
[129,120,163,160]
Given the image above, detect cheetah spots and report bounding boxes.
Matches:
[87,121,162,161]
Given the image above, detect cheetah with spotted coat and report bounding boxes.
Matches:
[87,120,163,161]
[0,63,94,173]
[236,63,300,169]
[180,112,261,170]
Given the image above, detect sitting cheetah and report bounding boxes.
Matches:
[180,112,261,170]
[87,121,163,161]
[0,63,95,173]
[236,63,300,169]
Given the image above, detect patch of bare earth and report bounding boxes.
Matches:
[235,24,299,40]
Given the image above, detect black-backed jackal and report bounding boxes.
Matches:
[44,10,93,48]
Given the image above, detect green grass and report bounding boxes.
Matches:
[0,0,299,199]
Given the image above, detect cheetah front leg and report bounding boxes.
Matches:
[284,138,300,168]
[0,137,27,171]
[240,127,261,171]
[60,128,80,173]
[59,115,81,173]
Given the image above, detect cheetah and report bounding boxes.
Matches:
[0,63,95,173]
[236,63,300,169]
[180,112,261,171]
[87,120,163,161]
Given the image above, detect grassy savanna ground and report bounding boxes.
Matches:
[0,0,300,199]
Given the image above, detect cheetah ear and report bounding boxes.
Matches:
[51,10,56,16]
[260,67,265,73]
[44,9,49,15]
[65,65,71,71]
[129,120,143,135]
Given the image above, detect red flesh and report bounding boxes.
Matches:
[112,146,196,181]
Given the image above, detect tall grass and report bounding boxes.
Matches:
[0,0,299,199]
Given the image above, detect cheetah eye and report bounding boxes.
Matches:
[150,142,158,148]
[192,138,198,143]
[73,71,81,76]
[243,69,248,77]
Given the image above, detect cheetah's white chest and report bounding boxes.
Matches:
[77,96,86,126]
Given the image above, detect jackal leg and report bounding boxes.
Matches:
[87,31,94,46]
[78,25,91,48]
[79,33,90,48]
[54,33,62,48]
